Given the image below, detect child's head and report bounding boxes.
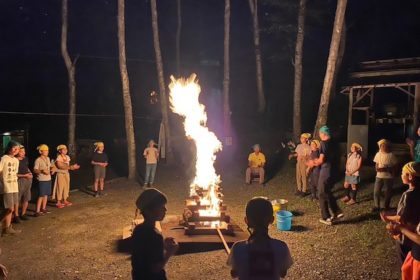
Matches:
[148,140,156,148]
[351,143,362,154]
[377,139,390,153]
[252,144,261,154]
[401,162,420,186]
[136,188,168,221]
[5,140,20,156]
[300,133,311,144]
[245,197,274,234]
[37,144,49,156]
[57,144,68,155]
[310,140,320,151]
[17,145,26,158]
[319,126,331,141]
[94,142,104,152]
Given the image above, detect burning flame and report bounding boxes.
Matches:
[169,74,222,217]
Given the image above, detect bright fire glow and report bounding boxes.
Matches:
[169,74,222,217]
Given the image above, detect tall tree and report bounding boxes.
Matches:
[314,0,347,136]
[292,0,306,140]
[176,0,182,75]
[151,0,171,157]
[117,0,137,179]
[223,0,231,139]
[61,0,78,157]
[248,0,265,113]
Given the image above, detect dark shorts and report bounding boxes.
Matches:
[94,165,106,180]
[18,178,32,202]
[0,193,19,209]
[39,180,52,196]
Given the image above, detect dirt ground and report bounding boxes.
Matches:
[0,163,401,280]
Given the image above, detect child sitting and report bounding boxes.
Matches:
[306,140,321,201]
[132,188,178,280]
[91,142,108,197]
[381,162,420,267]
[373,139,397,212]
[53,145,80,208]
[341,143,363,205]
[227,197,293,279]
[289,133,311,196]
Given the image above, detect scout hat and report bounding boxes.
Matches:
[319,126,331,136]
[94,142,104,151]
[402,162,420,177]
[377,139,388,147]
[57,144,67,151]
[311,139,320,148]
[351,143,363,151]
[37,144,49,153]
[301,133,311,139]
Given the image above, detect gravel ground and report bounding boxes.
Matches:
[0,164,401,280]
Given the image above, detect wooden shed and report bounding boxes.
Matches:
[341,57,420,158]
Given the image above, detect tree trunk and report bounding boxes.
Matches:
[330,20,346,99]
[223,0,231,138]
[151,0,171,158]
[313,0,347,137]
[61,0,78,158]
[117,0,137,179]
[292,0,306,140]
[176,0,182,75]
[248,0,265,113]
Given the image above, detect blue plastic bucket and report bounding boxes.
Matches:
[276,210,293,231]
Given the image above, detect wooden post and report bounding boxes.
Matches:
[414,83,420,130]
[347,88,353,153]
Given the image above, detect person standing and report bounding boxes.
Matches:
[91,142,108,197]
[341,143,363,205]
[373,139,397,212]
[308,126,343,226]
[143,140,159,188]
[53,145,80,208]
[33,144,55,217]
[289,133,311,196]
[245,144,266,185]
[16,145,33,221]
[0,140,22,235]
[406,125,420,163]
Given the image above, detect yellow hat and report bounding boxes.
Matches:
[37,144,49,152]
[57,144,67,151]
[311,139,320,148]
[351,143,363,151]
[94,142,104,147]
[402,162,420,177]
[301,133,312,139]
[377,139,388,147]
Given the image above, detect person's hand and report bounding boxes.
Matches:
[26,173,33,179]
[72,164,80,170]
[288,154,293,160]
[164,237,179,256]
[41,169,49,175]
[103,163,108,167]
[406,138,414,147]
[0,264,8,279]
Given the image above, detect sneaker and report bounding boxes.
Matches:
[42,208,51,214]
[56,203,65,209]
[63,201,72,206]
[335,213,345,219]
[319,218,333,226]
[346,199,356,206]
[2,225,22,236]
[33,212,43,217]
[12,216,21,224]
[20,214,29,221]
[94,192,100,198]
[341,196,350,203]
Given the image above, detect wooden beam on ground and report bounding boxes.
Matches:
[216,226,231,255]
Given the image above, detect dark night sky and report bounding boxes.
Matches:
[0,0,419,146]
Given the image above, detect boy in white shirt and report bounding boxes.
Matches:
[0,141,22,235]
[373,139,397,212]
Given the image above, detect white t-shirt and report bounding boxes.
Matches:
[373,151,397,179]
[227,239,293,280]
[0,155,19,193]
[34,156,52,181]
[346,153,361,176]
[295,143,311,160]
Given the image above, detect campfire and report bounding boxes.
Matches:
[169,74,233,236]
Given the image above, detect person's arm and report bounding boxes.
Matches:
[399,226,420,246]
[288,152,297,160]
[56,159,80,171]
[151,237,178,273]
[406,138,415,160]
[313,154,325,166]
[143,149,148,158]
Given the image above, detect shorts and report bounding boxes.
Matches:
[94,165,106,180]
[39,180,52,196]
[18,178,32,202]
[0,193,19,209]
[345,175,360,185]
